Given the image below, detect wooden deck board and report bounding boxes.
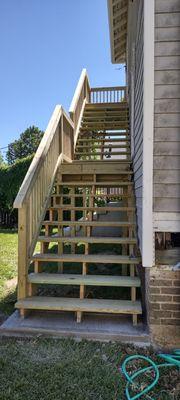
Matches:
[28,273,141,287]
[16,296,142,314]
[38,236,137,244]
[32,253,140,264]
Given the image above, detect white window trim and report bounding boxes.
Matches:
[142,0,155,267]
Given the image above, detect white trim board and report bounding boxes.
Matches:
[142,0,155,267]
[154,213,180,232]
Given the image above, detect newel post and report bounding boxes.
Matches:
[17,206,29,300]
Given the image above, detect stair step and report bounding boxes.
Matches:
[51,194,135,199]
[78,138,130,142]
[16,297,142,315]
[85,102,128,109]
[81,125,129,130]
[38,236,137,244]
[48,206,135,212]
[75,152,130,156]
[79,132,129,137]
[82,118,129,123]
[76,145,130,149]
[32,253,140,264]
[83,111,128,116]
[42,221,135,227]
[73,160,132,164]
[57,181,133,186]
[83,115,128,120]
[28,273,141,287]
[60,171,133,176]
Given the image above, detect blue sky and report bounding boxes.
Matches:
[0,0,124,155]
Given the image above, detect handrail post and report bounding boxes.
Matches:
[18,206,29,300]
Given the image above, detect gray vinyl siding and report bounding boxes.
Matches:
[133,0,144,252]
[154,0,180,213]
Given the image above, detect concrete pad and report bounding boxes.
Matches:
[0,311,149,345]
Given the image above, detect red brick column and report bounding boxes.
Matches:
[145,266,180,347]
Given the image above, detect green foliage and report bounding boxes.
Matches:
[0,152,5,165]
[0,155,33,210]
[6,126,43,164]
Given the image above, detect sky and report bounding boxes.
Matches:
[0,0,124,156]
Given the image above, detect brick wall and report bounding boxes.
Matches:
[145,265,180,347]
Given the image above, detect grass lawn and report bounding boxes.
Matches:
[0,229,18,316]
[0,337,179,400]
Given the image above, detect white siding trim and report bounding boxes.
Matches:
[142,0,155,267]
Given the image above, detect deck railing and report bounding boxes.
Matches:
[90,86,127,103]
[14,106,73,299]
[69,69,91,148]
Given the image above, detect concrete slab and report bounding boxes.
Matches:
[0,311,149,345]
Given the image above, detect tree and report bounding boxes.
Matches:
[6,126,44,164]
[0,151,5,165]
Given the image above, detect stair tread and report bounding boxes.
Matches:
[42,221,135,227]
[78,139,130,142]
[73,160,132,163]
[75,152,130,156]
[51,194,135,199]
[78,131,131,137]
[57,181,133,186]
[16,296,142,314]
[85,102,128,107]
[48,206,135,211]
[76,145,130,148]
[38,236,137,244]
[28,273,141,287]
[58,171,133,175]
[32,253,140,264]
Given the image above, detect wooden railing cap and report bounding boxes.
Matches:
[14,105,73,209]
[69,68,90,114]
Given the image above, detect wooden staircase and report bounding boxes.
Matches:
[14,70,142,327]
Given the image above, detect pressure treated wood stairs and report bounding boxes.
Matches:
[16,99,142,325]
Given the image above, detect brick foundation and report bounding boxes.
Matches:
[144,265,180,348]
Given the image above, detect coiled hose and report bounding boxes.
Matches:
[121,349,180,400]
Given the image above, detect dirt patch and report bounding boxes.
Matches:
[5,277,17,290]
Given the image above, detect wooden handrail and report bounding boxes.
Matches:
[14,105,74,300]
[69,68,91,148]
[90,86,127,103]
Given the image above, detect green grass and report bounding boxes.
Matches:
[0,229,18,315]
[0,337,179,400]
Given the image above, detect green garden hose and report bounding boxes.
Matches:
[121,349,180,400]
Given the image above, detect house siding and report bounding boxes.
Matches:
[132,0,144,252]
[154,0,180,216]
